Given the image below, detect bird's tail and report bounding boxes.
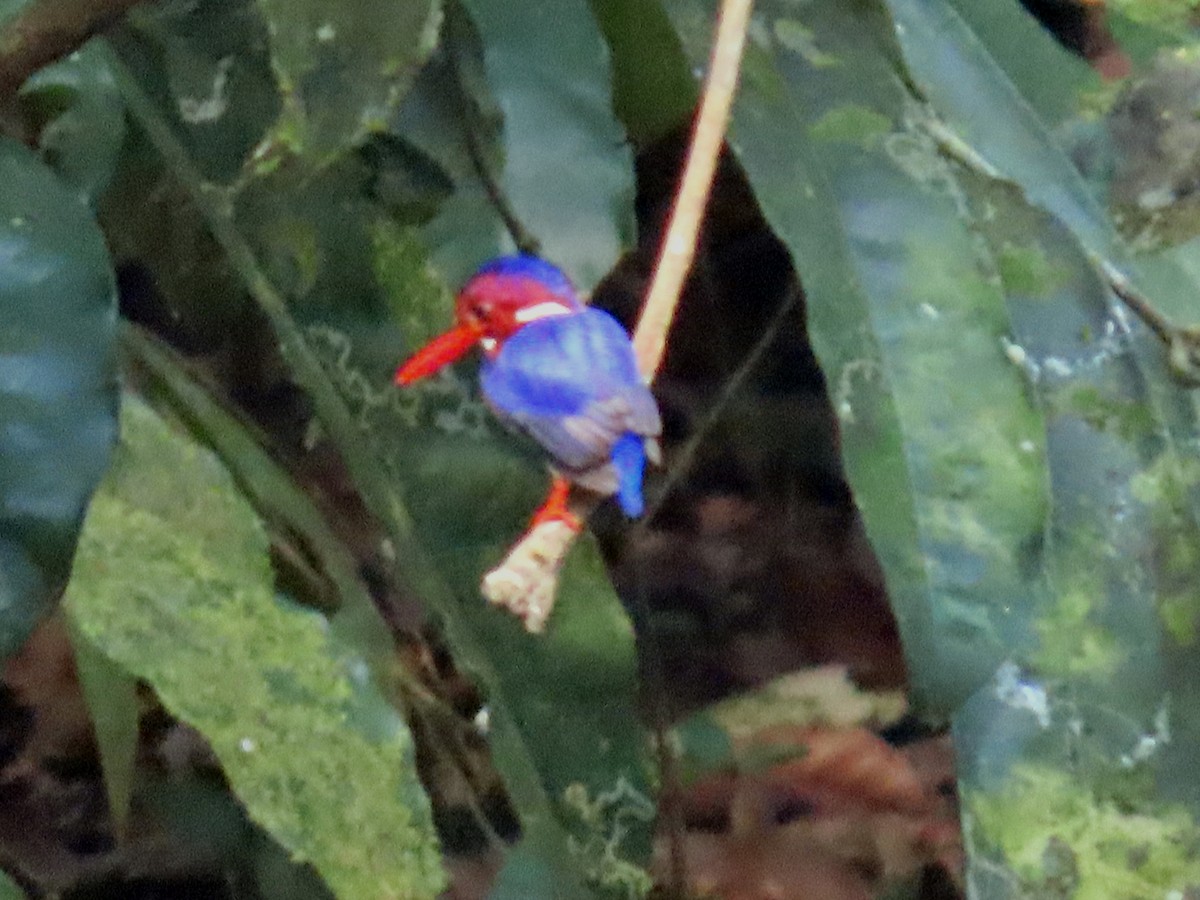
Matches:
[611,432,647,518]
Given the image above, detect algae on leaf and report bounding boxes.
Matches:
[664,0,1052,717]
[253,0,442,170]
[661,0,1200,895]
[65,396,445,900]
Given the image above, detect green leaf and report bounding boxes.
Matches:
[941,0,1100,128]
[665,0,1050,715]
[253,0,442,170]
[665,0,1200,892]
[967,764,1200,898]
[589,0,697,145]
[68,623,139,836]
[0,0,29,23]
[1108,0,1200,34]
[457,0,634,289]
[64,395,446,900]
[0,870,25,900]
[20,42,126,204]
[881,0,1114,254]
[0,136,118,659]
[110,0,282,185]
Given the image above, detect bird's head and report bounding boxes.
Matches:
[395,255,582,385]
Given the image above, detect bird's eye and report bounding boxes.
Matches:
[471,304,487,320]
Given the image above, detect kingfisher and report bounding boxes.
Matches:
[395,255,661,528]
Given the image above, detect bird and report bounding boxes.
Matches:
[394,254,661,528]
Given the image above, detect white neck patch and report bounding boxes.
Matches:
[514,301,574,324]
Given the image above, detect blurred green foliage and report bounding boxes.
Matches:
[0,871,21,900]
[1,0,1199,897]
[66,395,445,899]
[0,137,117,658]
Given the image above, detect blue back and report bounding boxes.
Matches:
[480,308,659,476]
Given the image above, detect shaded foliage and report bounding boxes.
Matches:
[1,0,1199,898]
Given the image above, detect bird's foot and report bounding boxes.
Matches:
[528,476,583,533]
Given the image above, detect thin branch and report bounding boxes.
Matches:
[642,283,800,522]
[482,0,755,629]
[1097,256,1173,345]
[0,0,146,101]
[1096,255,1200,387]
[632,0,754,381]
[447,4,541,256]
[461,109,541,256]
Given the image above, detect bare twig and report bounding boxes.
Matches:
[0,0,146,101]
[631,0,754,381]
[481,0,755,628]
[1096,255,1200,387]
[642,283,800,522]
[446,5,541,256]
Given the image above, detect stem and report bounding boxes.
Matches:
[1094,254,1200,387]
[447,4,541,256]
[631,0,755,380]
[1096,256,1174,345]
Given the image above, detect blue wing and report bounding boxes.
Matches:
[480,309,660,473]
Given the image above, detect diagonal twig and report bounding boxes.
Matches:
[1094,255,1200,387]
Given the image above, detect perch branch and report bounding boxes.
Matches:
[0,0,146,101]
[447,6,541,256]
[631,0,754,381]
[481,0,755,629]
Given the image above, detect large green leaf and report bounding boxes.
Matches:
[457,0,634,289]
[665,0,1048,716]
[64,395,446,900]
[660,0,1200,894]
[253,0,442,170]
[949,172,1200,895]
[19,42,126,204]
[0,137,118,659]
[884,0,1200,752]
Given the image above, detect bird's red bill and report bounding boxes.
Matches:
[394,325,479,385]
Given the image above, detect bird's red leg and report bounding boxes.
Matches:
[528,476,583,533]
